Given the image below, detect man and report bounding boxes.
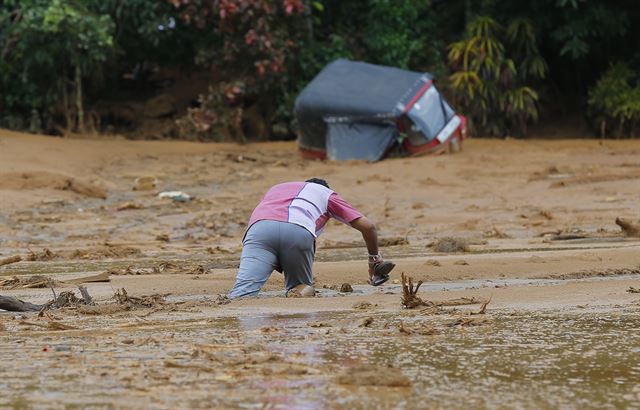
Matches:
[228,178,395,298]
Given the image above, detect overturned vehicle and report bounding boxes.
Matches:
[294,59,466,161]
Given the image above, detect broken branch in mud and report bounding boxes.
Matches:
[616,217,640,237]
[0,255,22,267]
[627,287,640,294]
[401,273,492,312]
[0,295,44,312]
[401,272,433,309]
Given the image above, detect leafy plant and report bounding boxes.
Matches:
[447,16,546,136]
[588,63,640,137]
[0,0,114,133]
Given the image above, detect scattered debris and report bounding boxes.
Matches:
[25,248,57,261]
[424,259,441,266]
[454,260,469,266]
[0,275,58,290]
[616,217,640,237]
[133,176,158,191]
[109,262,207,275]
[436,297,483,307]
[352,301,374,310]
[360,317,374,327]
[113,288,168,308]
[483,226,511,239]
[339,283,353,293]
[430,237,469,253]
[70,245,142,259]
[334,365,411,387]
[627,287,640,294]
[158,191,193,202]
[0,255,21,267]
[117,201,144,211]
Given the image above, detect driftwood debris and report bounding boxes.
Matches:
[0,255,22,267]
[401,273,491,312]
[616,217,640,237]
[0,275,58,290]
[63,271,110,284]
[0,295,44,312]
[401,273,434,309]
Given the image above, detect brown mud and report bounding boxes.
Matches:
[1,130,640,408]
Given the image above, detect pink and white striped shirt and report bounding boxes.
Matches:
[247,181,363,237]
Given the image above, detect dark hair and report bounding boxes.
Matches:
[305,178,330,188]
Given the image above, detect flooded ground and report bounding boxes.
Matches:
[2,305,639,409]
[1,131,640,408]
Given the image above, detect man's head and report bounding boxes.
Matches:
[305,178,330,189]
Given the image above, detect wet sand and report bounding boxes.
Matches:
[1,130,640,408]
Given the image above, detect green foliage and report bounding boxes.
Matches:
[588,63,640,137]
[362,0,434,69]
[448,16,546,136]
[0,0,114,131]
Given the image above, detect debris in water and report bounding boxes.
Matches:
[360,317,374,327]
[471,297,492,314]
[627,287,640,294]
[401,273,434,309]
[424,259,441,266]
[334,365,411,387]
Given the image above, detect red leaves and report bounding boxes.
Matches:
[283,0,304,15]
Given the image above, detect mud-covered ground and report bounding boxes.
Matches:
[1,130,640,409]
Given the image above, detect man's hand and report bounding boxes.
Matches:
[350,217,394,285]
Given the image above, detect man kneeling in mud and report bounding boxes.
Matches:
[228,178,395,298]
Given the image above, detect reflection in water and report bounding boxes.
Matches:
[1,309,639,408]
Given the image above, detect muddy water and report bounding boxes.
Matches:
[1,307,639,409]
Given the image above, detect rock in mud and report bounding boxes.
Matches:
[335,365,411,387]
[430,237,469,253]
[340,283,353,293]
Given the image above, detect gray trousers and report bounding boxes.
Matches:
[228,220,315,298]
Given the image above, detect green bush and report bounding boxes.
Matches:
[588,63,640,137]
[447,16,546,137]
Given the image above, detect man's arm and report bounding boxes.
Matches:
[350,216,378,256]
